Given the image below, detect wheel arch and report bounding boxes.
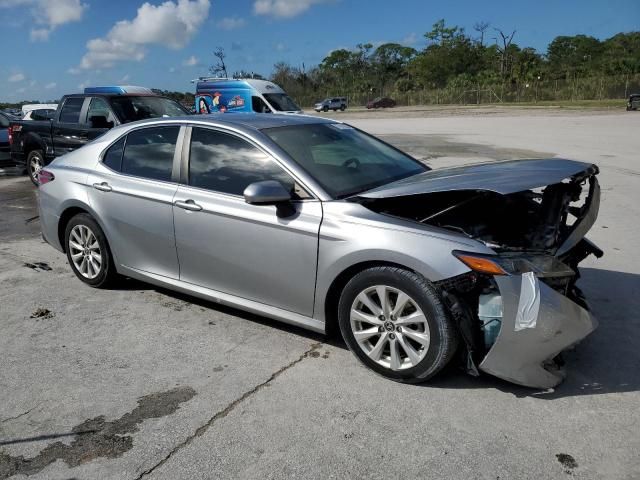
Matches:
[57,202,114,261]
[22,133,47,158]
[323,260,418,338]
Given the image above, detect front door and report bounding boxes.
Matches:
[173,126,322,316]
[52,97,90,156]
[87,125,182,278]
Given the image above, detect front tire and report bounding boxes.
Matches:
[338,266,458,383]
[64,213,118,288]
[27,150,44,186]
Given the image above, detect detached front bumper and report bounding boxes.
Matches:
[479,274,597,389]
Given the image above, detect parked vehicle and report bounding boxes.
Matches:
[367,97,396,109]
[0,111,19,167]
[194,77,302,114]
[9,85,189,185]
[21,103,58,116]
[314,97,347,112]
[23,108,56,121]
[37,114,602,389]
[627,94,640,111]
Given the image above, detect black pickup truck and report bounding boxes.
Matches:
[9,87,189,185]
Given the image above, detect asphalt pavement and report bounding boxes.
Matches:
[1,107,638,479]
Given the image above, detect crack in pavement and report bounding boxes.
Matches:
[0,408,35,424]
[134,342,323,480]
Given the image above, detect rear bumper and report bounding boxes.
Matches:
[479,274,597,389]
[38,188,64,253]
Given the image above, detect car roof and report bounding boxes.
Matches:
[127,113,338,132]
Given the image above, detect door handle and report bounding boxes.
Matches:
[93,182,112,192]
[174,199,203,211]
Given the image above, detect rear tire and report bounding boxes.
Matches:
[64,213,118,288]
[338,266,458,383]
[340,105,346,111]
[27,150,44,186]
[323,106,329,112]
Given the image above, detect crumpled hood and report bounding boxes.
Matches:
[359,159,598,198]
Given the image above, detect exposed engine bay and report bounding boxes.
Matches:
[358,165,599,256]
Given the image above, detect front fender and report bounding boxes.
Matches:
[313,207,492,322]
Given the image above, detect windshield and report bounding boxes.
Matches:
[109,96,188,123]
[263,93,301,112]
[262,123,427,199]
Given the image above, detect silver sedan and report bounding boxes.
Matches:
[37,114,602,388]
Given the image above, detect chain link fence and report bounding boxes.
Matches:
[293,74,640,108]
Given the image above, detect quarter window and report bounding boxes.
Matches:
[59,97,84,123]
[189,127,305,198]
[102,136,125,171]
[121,126,179,182]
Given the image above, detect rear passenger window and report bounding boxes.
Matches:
[102,137,125,171]
[189,127,304,197]
[121,126,179,182]
[59,98,84,123]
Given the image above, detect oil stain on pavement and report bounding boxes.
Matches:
[0,386,196,479]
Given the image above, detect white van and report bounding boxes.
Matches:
[194,78,302,114]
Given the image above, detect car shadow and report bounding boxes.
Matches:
[132,266,639,399]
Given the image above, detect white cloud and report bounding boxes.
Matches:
[45,82,57,89]
[253,0,331,18]
[77,0,210,70]
[67,67,81,75]
[183,55,199,66]
[8,73,25,82]
[29,79,37,86]
[30,28,50,41]
[0,0,32,6]
[119,74,130,82]
[402,33,418,45]
[78,79,91,90]
[217,16,246,30]
[0,0,88,41]
[16,87,26,93]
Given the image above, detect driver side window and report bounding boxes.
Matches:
[188,127,308,198]
[86,97,115,128]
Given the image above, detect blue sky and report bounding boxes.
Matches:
[1,0,638,102]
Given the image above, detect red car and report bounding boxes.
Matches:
[367,97,396,109]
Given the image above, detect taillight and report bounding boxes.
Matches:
[8,124,21,145]
[38,170,55,185]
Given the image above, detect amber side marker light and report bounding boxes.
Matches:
[453,251,507,276]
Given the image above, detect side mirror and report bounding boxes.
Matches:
[244,180,291,205]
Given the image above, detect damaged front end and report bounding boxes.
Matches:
[357,159,602,388]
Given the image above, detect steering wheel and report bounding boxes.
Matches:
[343,157,361,169]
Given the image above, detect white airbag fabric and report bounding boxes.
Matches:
[515,272,540,331]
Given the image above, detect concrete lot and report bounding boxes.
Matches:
[1,107,639,479]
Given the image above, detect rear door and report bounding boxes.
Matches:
[172,126,322,316]
[52,97,90,156]
[87,125,183,278]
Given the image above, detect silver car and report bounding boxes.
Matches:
[37,115,602,389]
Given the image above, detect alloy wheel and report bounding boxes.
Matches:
[68,224,102,279]
[350,285,430,371]
[29,154,43,183]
